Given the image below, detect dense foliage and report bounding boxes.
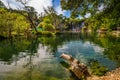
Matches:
[0,8,30,37]
[0,0,120,38]
[61,0,120,31]
[85,3,120,31]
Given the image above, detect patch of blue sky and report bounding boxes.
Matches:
[53,0,70,17]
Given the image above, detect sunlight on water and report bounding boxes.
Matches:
[0,34,120,79]
[57,40,117,70]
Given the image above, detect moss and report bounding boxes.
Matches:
[89,60,108,76]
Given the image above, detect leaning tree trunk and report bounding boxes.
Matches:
[10,10,38,33]
[60,53,90,80]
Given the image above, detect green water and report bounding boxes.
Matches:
[0,33,120,80]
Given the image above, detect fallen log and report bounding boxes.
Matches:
[60,53,90,80]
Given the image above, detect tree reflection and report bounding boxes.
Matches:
[0,39,31,63]
[0,33,120,79]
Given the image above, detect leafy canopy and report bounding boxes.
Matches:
[60,0,118,17]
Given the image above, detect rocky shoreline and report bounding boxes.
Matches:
[88,67,120,80]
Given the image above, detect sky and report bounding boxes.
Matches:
[0,0,70,17]
[52,0,70,17]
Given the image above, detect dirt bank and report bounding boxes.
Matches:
[88,67,120,80]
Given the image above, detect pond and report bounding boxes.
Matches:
[0,33,120,80]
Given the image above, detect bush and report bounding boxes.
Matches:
[36,31,55,37]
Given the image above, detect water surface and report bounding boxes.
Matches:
[0,33,120,80]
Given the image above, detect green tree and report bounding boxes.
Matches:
[61,0,120,32]
[5,0,39,33]
[38,17,55,31]
[0,1,6,8]
[0,8,30,37]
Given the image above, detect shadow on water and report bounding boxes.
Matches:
[0,33,120,79]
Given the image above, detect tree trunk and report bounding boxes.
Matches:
[60,53,90,80]
[27,16,38,33]
[11,10,38,33]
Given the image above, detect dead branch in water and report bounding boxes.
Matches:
[60,53,90,80]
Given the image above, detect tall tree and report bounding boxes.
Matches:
[44,7,57,30]
[0,8,30,37]
[43,7,64,31]
[60,0,120,31]
[4,0,38,33]
[0,1,6,8]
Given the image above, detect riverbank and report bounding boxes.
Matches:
[88,67,120,80]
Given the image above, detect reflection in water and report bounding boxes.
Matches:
[0,33,120,79]
[0,41,70,80]
[57,40,117,70]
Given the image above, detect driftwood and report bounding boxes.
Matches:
[60,53,90,80]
